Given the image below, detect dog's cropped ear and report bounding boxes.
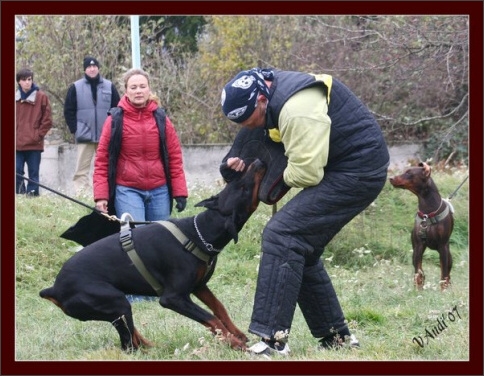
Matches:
[418,162,431,177]
[194,195,219,209]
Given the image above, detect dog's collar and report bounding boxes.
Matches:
[417,199,443,220]
[416,199,453,225]
[193,214,222,254]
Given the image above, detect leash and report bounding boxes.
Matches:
[17,173,107,214]
[16,173,152,226]
[448,175,468,200]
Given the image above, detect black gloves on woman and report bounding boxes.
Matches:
[174,197,187,212]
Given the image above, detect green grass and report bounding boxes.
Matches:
[14,168,470,361]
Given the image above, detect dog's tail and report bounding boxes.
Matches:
[39,287,54,298]
[39,287,63,309]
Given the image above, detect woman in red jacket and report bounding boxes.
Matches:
[93,68,188,223]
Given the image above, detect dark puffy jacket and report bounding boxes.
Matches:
[266,70,389,175]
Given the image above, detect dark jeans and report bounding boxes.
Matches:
[16,150,42,195]
[249,170,388,341]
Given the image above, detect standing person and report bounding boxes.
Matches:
[16,68,53,196]
[220,68,390,355]
[93,68,188,303]
[93,67,188,220]
[64,56,121,195]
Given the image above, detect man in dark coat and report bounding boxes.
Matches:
[220,68,389,356]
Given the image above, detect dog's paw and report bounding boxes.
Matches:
[235,332,249,343]
[226,333,248,350]
[440,278,451,291]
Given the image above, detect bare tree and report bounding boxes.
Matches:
[16,15,130,137]
[16,15,469,164]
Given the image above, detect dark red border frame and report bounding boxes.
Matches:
[2,2,482,375]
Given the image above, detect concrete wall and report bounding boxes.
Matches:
[39,143,231,196]
[38,143,419,196]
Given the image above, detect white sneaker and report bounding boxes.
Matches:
[347,334,360,348]
[248,341,291,356]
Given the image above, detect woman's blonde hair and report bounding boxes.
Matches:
[122,68,149,88]
[122,68,161,106]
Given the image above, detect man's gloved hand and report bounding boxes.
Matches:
[174,197,187,212]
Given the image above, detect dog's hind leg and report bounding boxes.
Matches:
[112,314,136,351]
[111,313,154,352]
[67,284,153,352]
[194,285,248,344]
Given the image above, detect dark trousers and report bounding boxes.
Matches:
[16,150,42,195]
[248,170,387,341]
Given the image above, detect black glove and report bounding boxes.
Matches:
[174,197,187,212]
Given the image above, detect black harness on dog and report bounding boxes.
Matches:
[119,214,215,297]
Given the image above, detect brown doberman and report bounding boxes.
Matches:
[389,162,454,290]
[40,159,266,352]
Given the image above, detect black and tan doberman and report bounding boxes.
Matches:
[390,162,454,290]
[40,159,266,352]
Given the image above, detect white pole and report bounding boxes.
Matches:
[130,15,141,69]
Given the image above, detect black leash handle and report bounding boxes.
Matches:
[15,173,152,225]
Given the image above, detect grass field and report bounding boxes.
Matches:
[14,167,471,365]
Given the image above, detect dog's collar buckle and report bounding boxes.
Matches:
[119,214,135,252]
[183,240,213,264]
[120,229,134,252]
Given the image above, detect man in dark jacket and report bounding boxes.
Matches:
[16,68,53,196]
[64,57,120,195]
[220,68,389,356]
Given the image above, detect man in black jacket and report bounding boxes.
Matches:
[64,57,120,195]
[221,68,389,356]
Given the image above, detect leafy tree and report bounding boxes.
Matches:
[195,16,300,142]
[139,16,206,55]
